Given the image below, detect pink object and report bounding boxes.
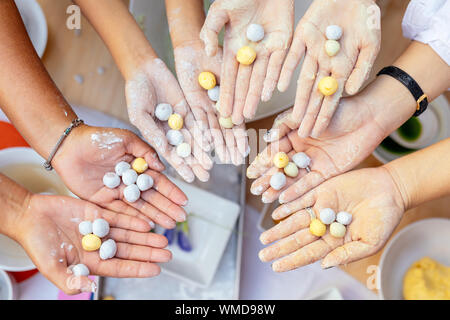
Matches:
[57,276,97,300]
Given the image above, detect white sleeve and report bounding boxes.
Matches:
[402,0,450,65]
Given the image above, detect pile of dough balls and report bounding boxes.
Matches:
[154,102,191,158]
[103,158,154,203]
[79,218,117,260]
[269,152,311,190]
[309,208,353,238]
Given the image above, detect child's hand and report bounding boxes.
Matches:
[125,58,214,182]
[17,194,170,294]
[258,167,404,271]
[53,125,188,229]
[247,96,385,204]
[278,0,380,138]
[200,0,294,125]
[174,41,248,165]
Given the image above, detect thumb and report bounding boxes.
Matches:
[50,264,97,295]
[200,2,229,57]
[321,241,374,269]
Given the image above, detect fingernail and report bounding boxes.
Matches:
[148,220,155,229]
[258,250,266,262]
[182,199,188,206]
[279,193,286,203]
[178,212,187,222]
[261,195,271,203]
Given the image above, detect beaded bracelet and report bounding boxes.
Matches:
[43,118,84,171]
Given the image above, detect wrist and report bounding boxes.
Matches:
[382,163,410,212]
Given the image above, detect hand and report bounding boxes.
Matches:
[16,194,171,294]
[247,96,386,204]
[125,58,214,182]
[258,167,404,271]
[174,41,249,165]
[53,125,188,229]
[278,0,380,138]
[200,0,294,124]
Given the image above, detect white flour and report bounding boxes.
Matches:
[91,132,123,150]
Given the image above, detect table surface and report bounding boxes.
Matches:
[37,0,449,295]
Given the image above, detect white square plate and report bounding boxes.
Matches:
[156,179,241,288]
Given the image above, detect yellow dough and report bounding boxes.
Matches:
[318,76,338,96]
[198,71,216,90]
[403,257,450,300]
[82,234,102,251]
[132,157,148,173]
[273,152,289,169]
[168,113,184,130]
[309,219,326,237]
[219,117,233,129]
[236,46,257,65]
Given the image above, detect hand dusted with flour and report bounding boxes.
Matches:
[200,0,294,124]
[278,0,381,138]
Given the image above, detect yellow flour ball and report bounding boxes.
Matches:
[198,71,216,90]
[236,46,257,65]
[284,162,298,177]
[318,76,338,96]
[219,117,233,129]
[273,152,289,169]
[131,157,148,174]
[309,219,326,237]
[168,113,184,130]
[330,222,346,238]
[82,234,102,251]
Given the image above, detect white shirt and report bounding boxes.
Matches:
[402,0,450,65]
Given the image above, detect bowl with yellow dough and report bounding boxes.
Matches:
[379,218,450,300]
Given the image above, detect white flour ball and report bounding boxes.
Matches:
[246,23,265,42]
[292,152,311,168]
[270,172,286,190]
[337,211,353,225]
[136,174,154,191]
[72,264,89,277]
[155,103,173,121]
[99,239,117,260]
[319,208,336,225]
[78,221,93,236]
[176,142,191,158]
[124,184,140,203]
[326,25,342,40]
[103,172,120,189]
[122,169,138,186]
[207,86,220,102]
[166,129,184,146]
[92,218,110,238]
[115,161,131,176]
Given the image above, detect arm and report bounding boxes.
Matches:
[385,138,450,211]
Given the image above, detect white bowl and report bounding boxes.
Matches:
[378,218,450,300]
[0,269,18,300]
[0,147,73,271]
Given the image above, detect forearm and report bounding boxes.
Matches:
[384,138,450,210]
[361,41,450,136]
[0,0,77,159]
[74,0,157,80]
[0,174,31,240]
[166,0,205,48]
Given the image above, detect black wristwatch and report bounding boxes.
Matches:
[377,66,428,117]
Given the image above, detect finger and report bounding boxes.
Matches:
[184,112,212,152]
[144,171,188,206]
[186,92,214,140]
[250,166,279,196]
[46,264,95,295]
[322,241,374,269]
[95,259,161,278]
[272,238,333,272]
[115,243,172,263]
[263,109,297,143]
[181,128,213,171]
[232,64,253,125]
[218,47,239,117]
[109,228,169,248]
[262,50,287,101]
[345,45,379,95]
[224,128,242,166]
[105,200,156,229]
[233,124,249,158]
[183,154,211,182]
[310,77,345,138]
[272,191,316,220]
[207,111,228,163]
[200,2,228,57]
[98,208,151,232]
[261,174,301,204]
[279,171,324,204]
[166,148,196,183]
[243,54,270,120]
[259,229,317,262]
[141,189,187,222]
[278,29,305,92]
[126,198,176,229]
[297,69,329,138]
[291,54,318,121]
[260,210,311,245]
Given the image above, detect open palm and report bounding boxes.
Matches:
[200,0,294,124]
[17,194,171,294]
[53,125,188,229]
[247,96,386,204]
[258,167,404,271]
